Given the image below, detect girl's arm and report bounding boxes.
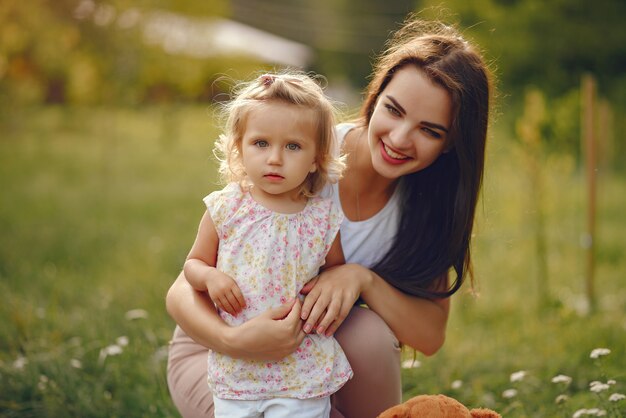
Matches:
[300,264,449,356]
[184,211,245,315]
[166,272,306,360]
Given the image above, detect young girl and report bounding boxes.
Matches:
[183,72,352,418]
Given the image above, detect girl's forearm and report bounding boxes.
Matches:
[359,268,450,356]
[166,271,234,352]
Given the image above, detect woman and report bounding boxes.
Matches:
[166,16,492,418]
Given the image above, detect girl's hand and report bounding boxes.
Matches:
[205,271,246,316]
[226,298,306,361]
[300,264,368,337]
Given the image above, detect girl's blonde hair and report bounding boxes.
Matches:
[214,71,345,197]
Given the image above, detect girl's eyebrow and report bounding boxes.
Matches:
[386,95,449,133]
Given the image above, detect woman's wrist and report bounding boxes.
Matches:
[353,263,376,298]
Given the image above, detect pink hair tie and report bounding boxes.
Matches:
[260,74,275,86]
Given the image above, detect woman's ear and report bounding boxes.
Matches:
[309,161,317,173]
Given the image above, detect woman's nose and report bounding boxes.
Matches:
[388,124,414,148]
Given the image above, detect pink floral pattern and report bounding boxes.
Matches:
[204,183,352,400]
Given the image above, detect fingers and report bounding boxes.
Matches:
[215,295,237,316]
[323,303,352,337]
[300,287,319,321]
[286,298,301,322]
[303,294,328,334]
[314,298,341,336]
[299,276,318,295]
[267,298,296,320]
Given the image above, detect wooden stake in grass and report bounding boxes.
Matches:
[517,88,549,308]
[581,74,597,313]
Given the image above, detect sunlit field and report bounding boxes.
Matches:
[1,106,624,417]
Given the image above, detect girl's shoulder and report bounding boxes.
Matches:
[307,195,344,224]
[203,183,247,223]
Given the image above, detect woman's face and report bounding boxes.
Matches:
[367,65,452,179]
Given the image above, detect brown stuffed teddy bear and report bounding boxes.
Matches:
[377,394,502,418]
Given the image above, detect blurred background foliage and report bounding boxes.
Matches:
[1,0,625,167]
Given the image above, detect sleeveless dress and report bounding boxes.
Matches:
[204,183,353,400]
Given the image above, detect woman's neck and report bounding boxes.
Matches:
[340,126,398,221]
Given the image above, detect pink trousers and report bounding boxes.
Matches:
[167,306,402,418]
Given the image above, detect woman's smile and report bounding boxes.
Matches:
[380,141,412,163]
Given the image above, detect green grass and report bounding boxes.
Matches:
[0,106,624,417]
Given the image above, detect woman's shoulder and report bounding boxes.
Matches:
[335,122,357,143]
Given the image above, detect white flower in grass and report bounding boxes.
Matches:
[590,348,610,359]
[70,358,83,369]
[12,356,28,370]
[555,394,569,404]
[552,374,573,384]
[590,381,610,393]
[502,389,518,399]
[98,344,123,364]
[401,359,421,369]
[609,393,626,402]
[116,336,129,347]
[451,380,463,389]
[510,370,527,382]
[573,409,606,417]
[125,309,149,320]
[37,375,49,391]
[607,379,616,385]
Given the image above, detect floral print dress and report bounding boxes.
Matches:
[204,183,353,400]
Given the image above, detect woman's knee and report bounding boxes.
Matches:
[167,327,215,418]
[335,307,401,367]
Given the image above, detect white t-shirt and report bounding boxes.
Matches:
[321,123,401,269]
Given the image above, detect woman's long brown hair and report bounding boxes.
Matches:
[361,18,493,298]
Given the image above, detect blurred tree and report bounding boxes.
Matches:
[229,0,415,90]
[419,0,626,98]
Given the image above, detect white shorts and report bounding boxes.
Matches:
[213,396,330,418]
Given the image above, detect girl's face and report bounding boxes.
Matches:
[241,100,318,202]
[368,65,452,179]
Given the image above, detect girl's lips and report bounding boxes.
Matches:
[264,173,284,181]
[379,141,411,165]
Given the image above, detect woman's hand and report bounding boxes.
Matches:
[300,264,369,337]
[224,298,307,361]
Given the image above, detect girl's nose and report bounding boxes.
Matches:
[267,148,282,165]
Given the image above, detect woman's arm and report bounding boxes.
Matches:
[300,264,449,356]
[166,271,307,361]
[359,267,449,356]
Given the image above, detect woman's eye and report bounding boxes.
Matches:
[286,143,300,151]
[254,140,269,148]
[422,127,442,139]
[384,104,401,117]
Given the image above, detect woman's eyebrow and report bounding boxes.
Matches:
[386,95,406,115]
[422,121,449,133]
[386,95,449,133]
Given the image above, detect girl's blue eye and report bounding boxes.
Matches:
[254,140,269,147]
[286,143,300,151]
